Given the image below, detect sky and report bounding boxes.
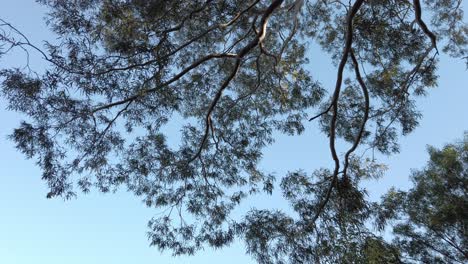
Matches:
[0,1,467,264]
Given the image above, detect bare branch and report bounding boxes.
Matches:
[342,50,370,178]
[307,0,365,229]
[412,0,438,51]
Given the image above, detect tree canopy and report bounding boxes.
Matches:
[0,0,467,263]
[376,135,468,263]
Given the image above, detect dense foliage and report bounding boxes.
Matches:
[1,0,466,263]
[377,135,468,263]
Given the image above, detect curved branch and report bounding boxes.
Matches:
[342,50,370,178]
[412,0,438,51]
[328,0,365,177]
[187,59,241,164]
[91,52,237,113]
[0,18,50,60]
[187,0,285,163]
[307,0,365,229]
[91,1,277,114]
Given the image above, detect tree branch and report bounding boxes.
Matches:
[307,0,365,229]
[187,0,285,163]
[342,50,370,178]
[91,52,237,113]
[412,0,438,51]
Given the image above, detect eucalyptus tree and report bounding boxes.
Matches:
[0,0,466,263]
[376,135,468,264]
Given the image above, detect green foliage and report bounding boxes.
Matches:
[378,134,468,263]
[1,0,467,263]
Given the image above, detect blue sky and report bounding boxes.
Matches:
[0,1,467,263]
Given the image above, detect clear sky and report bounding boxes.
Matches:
[0,1,467,264]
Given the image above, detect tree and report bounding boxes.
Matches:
[376,134,468,264]
[0,0,466,262]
